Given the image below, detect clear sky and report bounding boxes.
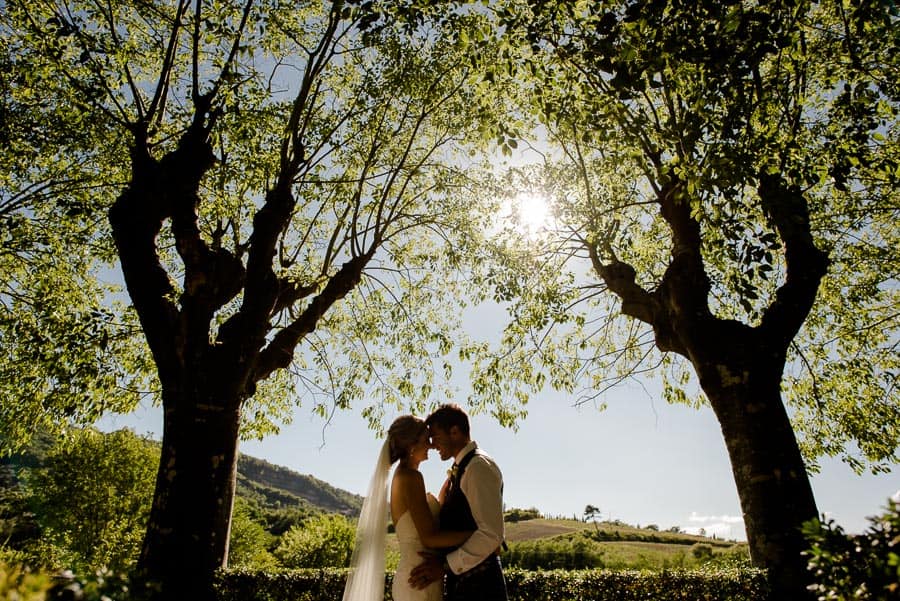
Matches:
[98,300,898,543]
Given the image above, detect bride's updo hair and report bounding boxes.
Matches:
[388,415,427,464]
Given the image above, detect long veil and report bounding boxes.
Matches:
[342,440,391,601]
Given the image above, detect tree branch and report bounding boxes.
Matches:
[757,173,829,348]
[252,249,375,384]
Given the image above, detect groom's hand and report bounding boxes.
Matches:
[409,552,444,590]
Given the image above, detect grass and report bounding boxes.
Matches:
[385,516,750,572]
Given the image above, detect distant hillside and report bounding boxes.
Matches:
[504,517,735,547]
[236,453,362,516]
[0,430,363,517]
[495,516,748,571]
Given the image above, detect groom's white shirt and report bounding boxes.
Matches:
[446,440,505,575]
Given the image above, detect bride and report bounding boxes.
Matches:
[342,415,471,601]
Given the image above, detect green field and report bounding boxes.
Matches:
[386,517,748,572]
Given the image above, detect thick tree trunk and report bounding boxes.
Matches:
[593,175,827,600]
[137,387,242,601]
[697,353,818,601]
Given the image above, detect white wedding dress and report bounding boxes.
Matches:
[392,495,442,601]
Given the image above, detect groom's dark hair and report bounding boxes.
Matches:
[426,403,470,437]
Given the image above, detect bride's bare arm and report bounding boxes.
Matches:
[402,470,472,548]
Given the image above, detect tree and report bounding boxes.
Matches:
[476,1,899,598]
[3,1,503,597]
[22,428,158,572]
[0,22,153,457]
[583,504,601,530]
[227,498,277,569]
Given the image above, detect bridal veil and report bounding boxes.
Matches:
[342,440,391,601]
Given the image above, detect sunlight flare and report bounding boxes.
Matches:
[511,191,552,236]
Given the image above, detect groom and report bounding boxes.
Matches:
[409,403,508,601]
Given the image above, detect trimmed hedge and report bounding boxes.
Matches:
[213,566,768,601]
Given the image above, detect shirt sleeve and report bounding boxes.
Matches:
[445,455,505,575]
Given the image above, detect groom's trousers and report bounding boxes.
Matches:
[445,554,508,601]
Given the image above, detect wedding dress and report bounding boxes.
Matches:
[392,494,442,601]
[341,442,442,601]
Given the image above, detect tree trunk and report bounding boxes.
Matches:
[696,346,818,601]
[137,387,242,601]
[594,175,827,600]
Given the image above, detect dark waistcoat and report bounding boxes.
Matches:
[438,448,479,550]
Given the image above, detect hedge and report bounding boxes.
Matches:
[213,566,768,601]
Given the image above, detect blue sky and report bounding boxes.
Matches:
[99,302,898,543]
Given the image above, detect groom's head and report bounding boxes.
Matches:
[426,404,470,461]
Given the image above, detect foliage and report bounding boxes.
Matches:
[0,557,49,601]
[20,428,157,572]
[697,545,754,571]
[0,8,155,457]
[272,514,356,569]
[803,499,900,600]
[213,567,372,601]
[0,557,140,601]
[505,535,604,570]
[228,497,278,570]
[44,568,138,601]
[258,506,319,538]
[214,566,768,601]
[691,543,714,562]
[504,507,542,523]
[474,0,900,472]
[0,469,38,550]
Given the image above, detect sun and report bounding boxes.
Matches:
[512,191,551,235]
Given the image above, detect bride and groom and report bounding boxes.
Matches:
[341,403,508,601]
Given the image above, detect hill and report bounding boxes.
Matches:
[0,430,362,518]
[496,516,748,571]
[504,517,735,547]
[236,453,362,516]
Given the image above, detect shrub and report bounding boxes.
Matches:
[214,566,768,601]
[691,543,714,561]
[214,567,382,601]
[0,557,50,601]
[229,497,278,570]
[20,428,157,572]
[504,507,542,523]
[504,536,604,570]
[0,557,143,601]
[273,513,355,569]
[803,499,900,600]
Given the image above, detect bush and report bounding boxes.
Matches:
[229,497,278,570]
[273,513,355,569]
[0,557,143,601]
[691,543,714,562]
[20,428,157,572]
[214,567,382,601]
[504,507,542,523]
[803,499,900,600]
[504,536,604,570]
[214,566,768,601]
[0,557,50,601]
